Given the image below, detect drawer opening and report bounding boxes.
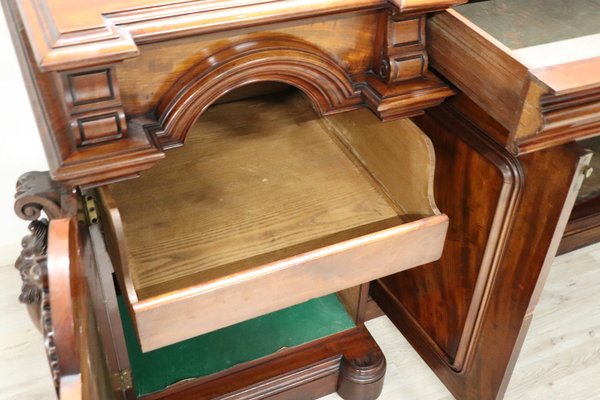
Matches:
[118,293,355,397]
[98,85,448,351]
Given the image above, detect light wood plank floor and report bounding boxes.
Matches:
[1,243,599,399]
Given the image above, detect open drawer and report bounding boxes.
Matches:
[97,89,448,352]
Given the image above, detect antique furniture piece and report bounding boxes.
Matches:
[8,0,600,399]
[448,0,600,256]
[5,0,464,399]
[370,2,600,400]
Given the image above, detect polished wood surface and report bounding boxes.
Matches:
[378,4,600,395]
[47,217,82,398]
[376,98,520,369]
[83,217,135,399]
[142,327,385,400]
[117,12,378,116]
[5,0,460,187]
[100,89,448,351]
[373,89,592,400]
[5,0,465,393]
[9,170,391,399]
[427,9,600,154]
[15,0,465,72]
[8,0,600,399]
[440,0,600,272]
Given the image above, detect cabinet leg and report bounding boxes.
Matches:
[337,343,386,400]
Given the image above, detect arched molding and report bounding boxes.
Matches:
[153,36,361,145]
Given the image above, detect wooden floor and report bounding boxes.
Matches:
[1,243,599,399]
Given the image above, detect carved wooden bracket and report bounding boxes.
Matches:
[13,171,64,394]
[14,171,62,221]
[14,171,62,327]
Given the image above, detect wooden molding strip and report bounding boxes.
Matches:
[14,0,467,71]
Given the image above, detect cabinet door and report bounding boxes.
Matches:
[373,102,592,400]
[44,216,120,400]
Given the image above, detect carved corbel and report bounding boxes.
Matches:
[378,0,467,84]
[14,171,62,327]
[360,0,465,121]
[14,171,64,393]
[14,170,62,221]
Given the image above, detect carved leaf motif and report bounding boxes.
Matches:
[15,219,48,306]
[13,171,62,393]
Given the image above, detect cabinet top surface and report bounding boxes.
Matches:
[455,0,600,50]
[452,0,600,91]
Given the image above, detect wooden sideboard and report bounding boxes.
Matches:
[5,0,600,399]
[5,1,462,399]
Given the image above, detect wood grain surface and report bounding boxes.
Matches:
[109,90,400,293]
[101,88,448,351]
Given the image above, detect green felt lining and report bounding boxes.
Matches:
[118,294,356,397]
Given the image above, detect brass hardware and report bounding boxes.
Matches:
[84,195,99,225]
[113,368,133,392]
[583,165,594,179]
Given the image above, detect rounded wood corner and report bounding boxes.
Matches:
[337,349,386,400]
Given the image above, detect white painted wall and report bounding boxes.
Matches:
[0,6,48,264]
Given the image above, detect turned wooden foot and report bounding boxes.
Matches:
[337,347,386,400]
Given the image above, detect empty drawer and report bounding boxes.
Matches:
[97,89,448,351]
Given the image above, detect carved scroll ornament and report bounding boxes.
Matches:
[14,171,63,393]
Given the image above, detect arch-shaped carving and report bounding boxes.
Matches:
[153,36,361,145]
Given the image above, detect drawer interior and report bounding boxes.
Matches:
[109,91,403,299]
[99,87,448,351]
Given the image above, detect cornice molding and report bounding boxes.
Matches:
[15,0,466,71]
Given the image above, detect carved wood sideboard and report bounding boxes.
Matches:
[5,0,600,400]
[6,0,463,399]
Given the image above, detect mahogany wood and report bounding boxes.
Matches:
[427,9,600,154]
[11,0,600,399]
[373,97,592,400]
[13,171,390,400]
[559,198,600,255]
[381,12,600,399]
[375,97,523,371]
[140,327,385,400]
[84,217,135,399]
[47,217,82,398]
[4,0,461,187]
[16,0,464,72]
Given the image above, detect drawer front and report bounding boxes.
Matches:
[132,215,448,351]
